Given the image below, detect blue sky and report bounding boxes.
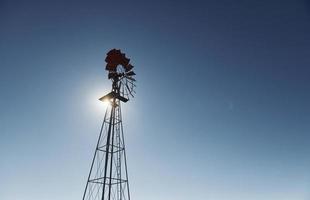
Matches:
[1,0,310,200]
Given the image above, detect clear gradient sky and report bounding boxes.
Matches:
[1,0,310,200]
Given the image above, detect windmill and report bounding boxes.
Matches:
[82,49,136,200]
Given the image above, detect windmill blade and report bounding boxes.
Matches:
[124,64,134,72]
[126,71,136,76]
[125,79,136,87]
[125,82,134,97]
[124,80,136,90]
[126,76,136,82]
[131,87,136,94]
[108,72,118,79]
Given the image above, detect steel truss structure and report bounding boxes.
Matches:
[82,100,131,200]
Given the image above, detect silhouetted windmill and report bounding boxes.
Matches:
[82,49,136,200]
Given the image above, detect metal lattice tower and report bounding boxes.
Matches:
[83,49,136,200]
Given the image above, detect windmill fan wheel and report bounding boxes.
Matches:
[105,49,136,100]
